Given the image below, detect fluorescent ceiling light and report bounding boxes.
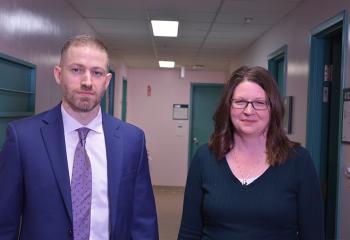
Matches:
[0,9,60,35]
[151,20,178,37]
[159,61,175,68]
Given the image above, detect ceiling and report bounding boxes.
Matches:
[67,0,303,71]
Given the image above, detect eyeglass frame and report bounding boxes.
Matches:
[230,98,270,110]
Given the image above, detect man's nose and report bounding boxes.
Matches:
[81,70,93,86]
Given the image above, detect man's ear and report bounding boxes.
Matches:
[54,65,62,84]
[104,72,112,90]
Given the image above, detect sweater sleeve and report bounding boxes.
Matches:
[296,148,325,240]
[178,147,204,239]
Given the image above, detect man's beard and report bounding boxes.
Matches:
[64,91,100,113]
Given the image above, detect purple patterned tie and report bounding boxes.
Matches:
[71,128,92,240]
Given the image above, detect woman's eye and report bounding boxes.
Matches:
[255,101,266,105]
[235,100,247,105]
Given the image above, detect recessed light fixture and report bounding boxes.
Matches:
[244,17,253,24]
[192,64,205,70]
[151,20,179,37]
[159,61,175,68]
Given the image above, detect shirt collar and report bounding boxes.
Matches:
[61,105,103,134]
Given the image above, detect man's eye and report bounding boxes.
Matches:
[92,71,103,77]
[71,68,82,73]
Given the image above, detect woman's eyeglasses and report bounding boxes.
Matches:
[230,99,269,110]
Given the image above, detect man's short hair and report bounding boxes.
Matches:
[60,34,110,69]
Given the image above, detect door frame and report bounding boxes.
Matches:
[101,69,115,115]
[268,45,287,96]
[108,70,115,115]
[121,77,127,121]
[188,83,224,167]
[306,10,348,238]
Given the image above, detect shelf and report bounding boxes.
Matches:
[0,87,35,95]
[0,112,34,118]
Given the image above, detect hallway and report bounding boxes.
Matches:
[154,187,184,240]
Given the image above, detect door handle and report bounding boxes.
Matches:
[192,137,199,144]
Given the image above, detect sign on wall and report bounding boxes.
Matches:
[173,104,188,120]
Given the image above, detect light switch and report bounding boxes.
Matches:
[176,121,185,136]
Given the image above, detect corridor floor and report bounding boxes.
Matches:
[154,186,184,240]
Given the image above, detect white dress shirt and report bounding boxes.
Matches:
[61,105,109,240]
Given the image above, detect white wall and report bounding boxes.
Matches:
[126,68,226,186]
[0,0,100,113]
[230,0,350,238]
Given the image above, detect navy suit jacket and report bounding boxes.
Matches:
[0,104,158,240]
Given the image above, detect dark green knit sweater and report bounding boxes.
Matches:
[178,144,324,240]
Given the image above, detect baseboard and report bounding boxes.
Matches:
[153,185,185,193]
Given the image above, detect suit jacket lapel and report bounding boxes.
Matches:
[102,113,123,233]
[40,104,73,222]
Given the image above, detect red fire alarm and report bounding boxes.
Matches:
[147,85,152,96]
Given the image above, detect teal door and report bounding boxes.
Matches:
[307,20,344,239]
[189,84,224,163]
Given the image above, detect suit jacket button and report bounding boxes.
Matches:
[68,228,73,236]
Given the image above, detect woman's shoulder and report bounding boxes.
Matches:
[288,145,311,161]
[286,145,316,171]
[194,143,210,155]
[191,143,220,167]
[193,143,221,161]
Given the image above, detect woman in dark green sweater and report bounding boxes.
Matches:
[178,66,324,240]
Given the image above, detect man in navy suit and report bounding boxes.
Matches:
[0,34,158,239]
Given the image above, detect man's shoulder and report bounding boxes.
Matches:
[102,113,144,134]
[10,105,60,128]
